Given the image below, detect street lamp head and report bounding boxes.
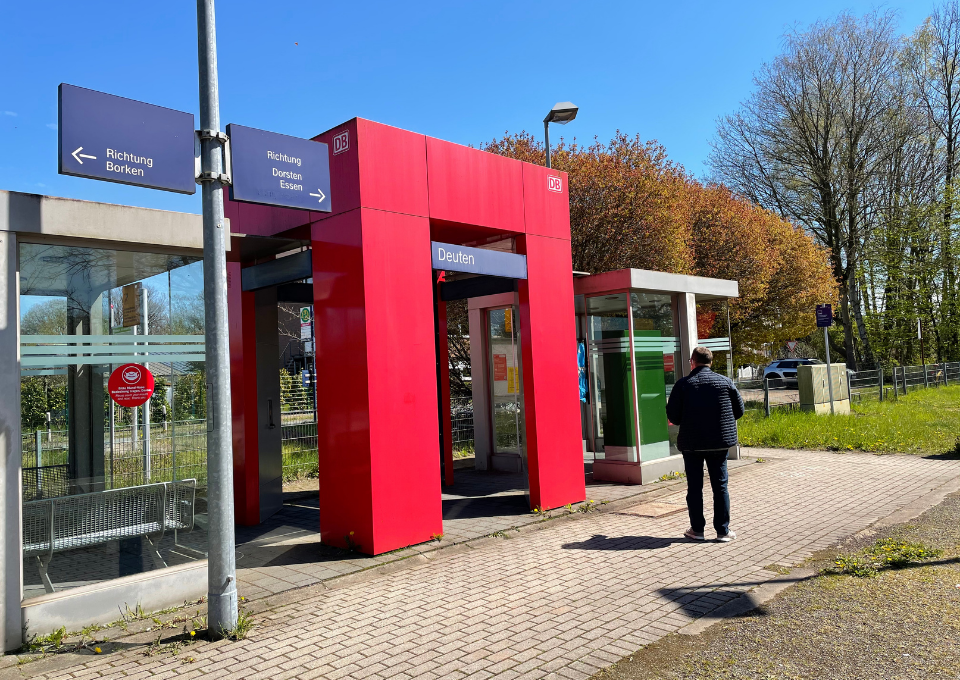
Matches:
[544,102,579,125]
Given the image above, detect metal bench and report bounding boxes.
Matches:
[22,479,197,593]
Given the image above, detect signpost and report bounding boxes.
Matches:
[816,304,835,415]
[430,242,527,279]
[786,340,798,357]
[59,84,196,194]
[56,1,338,639]
[228,124,331,211]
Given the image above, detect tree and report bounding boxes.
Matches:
[481,132,838,366]
[711,11,902,368]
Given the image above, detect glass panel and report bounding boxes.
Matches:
[631,292,680,462]
[586,293,636,462]
[488,307,524,458]
[19,242,207,599]
[695,300,733,378]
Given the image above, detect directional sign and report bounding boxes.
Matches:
[227,124,331,212]
[431,242,527,279]
[816,304,833,328]
[58,84,196,194]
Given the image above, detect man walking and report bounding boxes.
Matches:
[666,346,744,542]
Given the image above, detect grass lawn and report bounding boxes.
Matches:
[738,385,960,455]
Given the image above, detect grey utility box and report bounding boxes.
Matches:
[797,363,850,414]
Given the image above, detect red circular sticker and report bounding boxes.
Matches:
[108,363,155,407]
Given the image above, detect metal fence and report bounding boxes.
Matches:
[451,397,475,456]
[20,370,479,495]
[21,419,208,495]
[848,361,960,403]
[736,361,960,416]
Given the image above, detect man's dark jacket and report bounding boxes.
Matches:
[666,366,745,452]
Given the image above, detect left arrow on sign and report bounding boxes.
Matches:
[71,147,97,164]
[308,189,326,203]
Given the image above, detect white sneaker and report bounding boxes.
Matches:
[717,530,737,542]
[684,528,705,541]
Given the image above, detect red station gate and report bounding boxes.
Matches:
[225,118,585,555]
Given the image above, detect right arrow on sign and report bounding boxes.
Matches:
[309,189,326,203]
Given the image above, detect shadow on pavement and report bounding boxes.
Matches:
[561,534,688,551]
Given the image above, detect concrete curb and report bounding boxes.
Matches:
[678,568,818,636]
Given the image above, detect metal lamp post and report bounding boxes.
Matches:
[543,102,579,169]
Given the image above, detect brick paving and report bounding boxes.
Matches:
[21,449,959,679]
[225,462,720,601]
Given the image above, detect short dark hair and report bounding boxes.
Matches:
[691,346,713,365]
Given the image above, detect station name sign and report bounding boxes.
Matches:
[58,84,196,194]
[227,124,331,212]
[431,242,527,279]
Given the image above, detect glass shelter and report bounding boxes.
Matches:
[574,269,739,484]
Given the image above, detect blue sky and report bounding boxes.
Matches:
[0,1,935,215]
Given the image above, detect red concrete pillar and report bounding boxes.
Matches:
[517,164,585,510]
[227,261,261,525]
[311,208,443,554]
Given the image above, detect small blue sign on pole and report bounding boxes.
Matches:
[227,124,331,212]
[58,84,196,194]
[431,242,527,279]
[816,303,833,328]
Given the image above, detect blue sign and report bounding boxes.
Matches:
[816,303,833,328]
[431,242,527,279]
[227,124,331,212]
[58,84,196,194]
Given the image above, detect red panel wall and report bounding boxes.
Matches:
[362,209,443,551]
[310,207,442,554]
[310,211,375,549]
[522,164,571,240]
[311,119,361,221]
[227,262,261,525]
[357,119,429,217]
[517,234,585,510]
[426,137,525,233]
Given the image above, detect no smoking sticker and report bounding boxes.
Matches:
[108,363,155,407]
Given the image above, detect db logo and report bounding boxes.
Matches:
[333,130,349,155]
[547,176,562,193]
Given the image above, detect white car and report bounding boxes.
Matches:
[762,359,821,387]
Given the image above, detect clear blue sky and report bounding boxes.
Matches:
[0,1,934,215]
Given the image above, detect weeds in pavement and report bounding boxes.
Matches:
[658,471,686,482]
[826,538,943,577]
[231,610,255,641]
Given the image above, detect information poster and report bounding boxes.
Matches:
[493,354,508,381]
[507,367,518,394]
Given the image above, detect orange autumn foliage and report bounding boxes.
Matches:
[483,132,838,362]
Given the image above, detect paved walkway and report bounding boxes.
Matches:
[229,462,707,601]
[21,450,959,680]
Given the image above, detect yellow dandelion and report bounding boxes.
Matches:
[94,647,102,654]
[190,630,196,637]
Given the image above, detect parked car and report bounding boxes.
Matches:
[762,358,821,387]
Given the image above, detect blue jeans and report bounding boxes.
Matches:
[682,451,730,536]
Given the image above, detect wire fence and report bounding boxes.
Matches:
[21,368,478,496]
[848,361,960,403]
[735,361,960,416]
[451,397,475,457]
